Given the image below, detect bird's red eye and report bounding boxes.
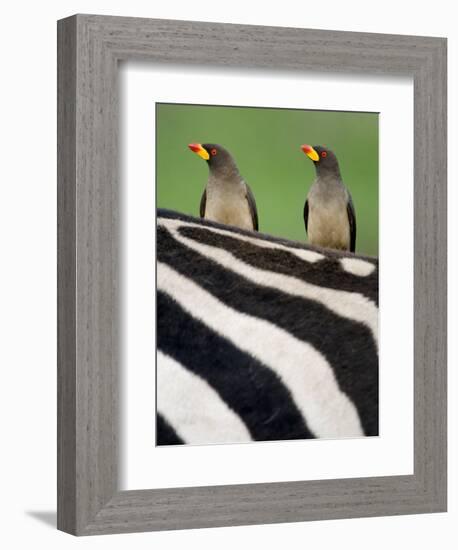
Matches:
[321,151,327,158]
[211,148,217,156]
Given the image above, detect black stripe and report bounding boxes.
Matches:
[157,290,315,442]
[158,226,379,436]
[179,225,378,306]
[157,413,184,446]
[157,208,378,265]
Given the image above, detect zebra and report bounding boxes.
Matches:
[156,208,379,446]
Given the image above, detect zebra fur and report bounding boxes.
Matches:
[156,208,379,445]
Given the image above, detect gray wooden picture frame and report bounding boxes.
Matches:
[57,14,447,536]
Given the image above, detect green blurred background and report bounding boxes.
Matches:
[156,103,379,257]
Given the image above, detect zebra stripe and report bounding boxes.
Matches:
[158,225,378,436]
[158,262,365,439]
[156,209,379,445]
[157,351,252,445]
[340,257,376,277]
[180,225,378,305]
[156,413,184,445]
[158,217,378,340]
[157,291,314,442]
[160,211,326,264]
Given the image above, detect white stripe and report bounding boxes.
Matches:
[159,216,325,263]
[157,351,252,445]
[160,219,378,346]
[340,257,376,277]
[158,263,364,439]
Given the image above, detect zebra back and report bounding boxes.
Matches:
[157,209,379,445]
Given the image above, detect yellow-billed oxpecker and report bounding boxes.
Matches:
[301,144,356,252]
[188,143,258,231]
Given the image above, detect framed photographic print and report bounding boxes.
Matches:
[57,14,447,535]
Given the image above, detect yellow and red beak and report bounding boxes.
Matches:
[301,144,319,162]
[188,143,210,160]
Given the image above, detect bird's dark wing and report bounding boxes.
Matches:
[199,189,207,218]
[347,194,357,253]
[303,200,309,235]
[245,183,259,231]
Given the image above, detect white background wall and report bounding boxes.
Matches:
[0,1,455,548]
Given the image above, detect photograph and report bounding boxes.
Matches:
[156,102,379,446]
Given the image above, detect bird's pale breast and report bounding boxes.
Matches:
[205,184,253,230]
[307,199,350,250]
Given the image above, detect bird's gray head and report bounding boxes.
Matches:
[301,144,342,179]
[188,143,240,179]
